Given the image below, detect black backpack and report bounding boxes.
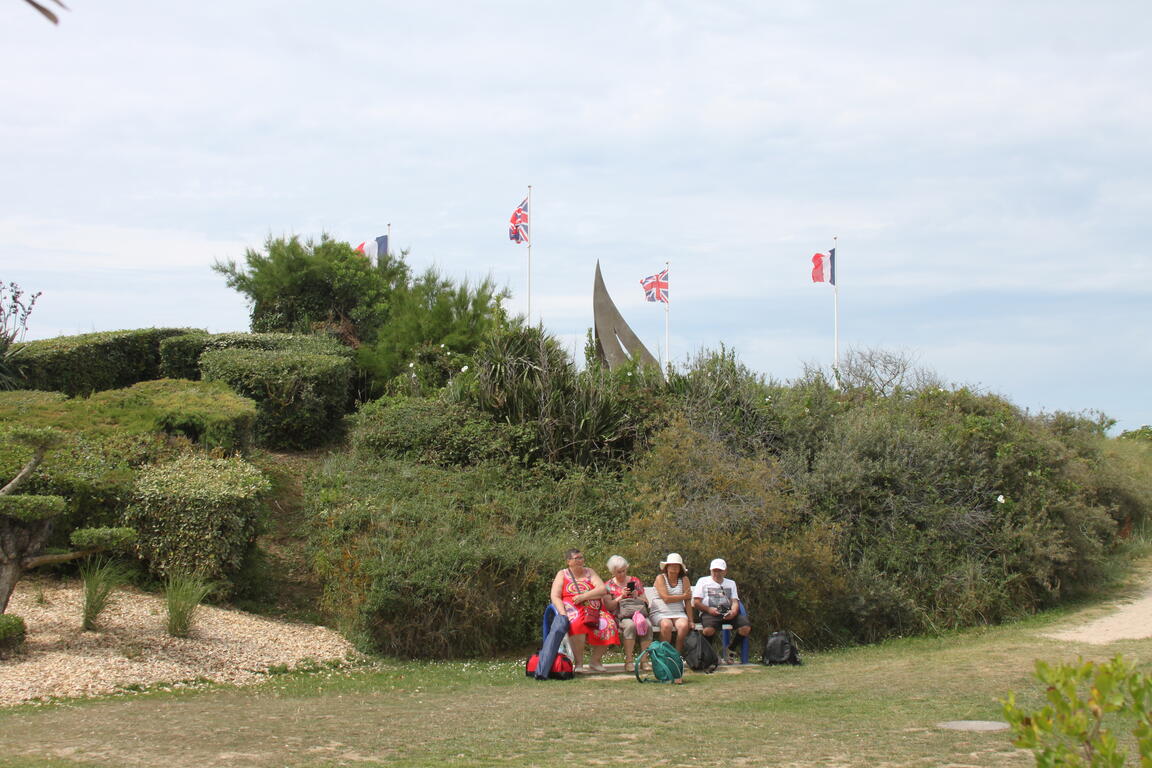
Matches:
[762,631,802,666]
[682,630,719,672]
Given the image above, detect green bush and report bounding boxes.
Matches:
[350,395,530,466]
[1003,656,1152,766]
[0,614,26,655]
[86,380,257,453]
[200,348,353,449]
[11,328,196,395]
[626,417,847,646]
[124,455,270,589]
[158,331,352,381]
[306,453,635,657]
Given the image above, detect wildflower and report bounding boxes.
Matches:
[408,362,415,368]
[996,495,1006,504]
[461,365,469,373]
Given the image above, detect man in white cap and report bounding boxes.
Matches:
[692,558,751,663]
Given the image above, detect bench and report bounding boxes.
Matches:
[645,586,750,664]
[539,590,752,665]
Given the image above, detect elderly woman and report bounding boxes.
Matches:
[649,552,693,654]
[550,548,619,672]
[603,555,652,672]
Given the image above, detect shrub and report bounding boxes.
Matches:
[164,572,213,638]
[124,455,270,589]
[626,417,847,645]
[1003,656,1152,766]
[306,453,635,657]
[11,328,196,395]
[158,331,352,381]
[0,614,26,655]
[350,395,530,466]
[200,348,353,449]
[86,379,257,453]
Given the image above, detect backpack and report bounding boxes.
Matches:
[762,630,802,666]
[682,630,719,673]
[525,651,575,680]
[636,641,684,683]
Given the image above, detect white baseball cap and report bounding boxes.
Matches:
[709,558,728,571]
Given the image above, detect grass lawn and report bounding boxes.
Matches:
[3,601,1150,768]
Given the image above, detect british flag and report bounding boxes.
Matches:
[509,197,529,244]
[640,267,669,303]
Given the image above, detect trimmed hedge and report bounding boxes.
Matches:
[86,380,257,453]
[0,494,67,522]
[159,331,353,381]
[124,455,270,587]
[200,348,353,449]
[0,614,25,656]
[12,328,197,395]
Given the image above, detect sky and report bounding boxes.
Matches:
[2,1,1149,431]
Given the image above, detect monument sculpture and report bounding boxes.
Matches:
[592,261,661,374]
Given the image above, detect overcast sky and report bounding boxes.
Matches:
[2,1,1149,431]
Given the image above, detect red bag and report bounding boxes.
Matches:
[525,652,575,680]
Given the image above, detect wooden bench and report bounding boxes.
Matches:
[644,586,750,664]
[539,590,752,665]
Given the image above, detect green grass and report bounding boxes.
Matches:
[164,572,213,638]
[3,607,1151,768]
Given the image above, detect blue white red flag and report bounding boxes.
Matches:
[641,267,669,303]
[811,248,836,285]
[355,235,389,260]
[509,197,529,244]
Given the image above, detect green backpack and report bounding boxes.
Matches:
[636,641,684,683]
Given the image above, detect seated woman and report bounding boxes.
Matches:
[649,552,693,654]
[603,554,652,673]
[549,548,619,672]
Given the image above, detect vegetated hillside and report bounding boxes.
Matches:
[304,328,1152,658]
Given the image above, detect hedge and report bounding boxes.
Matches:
[124,455,270,587]
[0,494,67,522]
[86,379,257,453]
[159,331,353,381]
[200,348,353,449]
[11,328,197,395]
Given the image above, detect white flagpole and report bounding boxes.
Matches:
[526,185,533,323]
[832,235,840,384]
[664,260,670,370]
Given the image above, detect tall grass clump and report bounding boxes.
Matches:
[79,556,127,631]
[164,572,213,638]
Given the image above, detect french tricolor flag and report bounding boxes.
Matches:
[354,235,389,261]
[811,248,835,285]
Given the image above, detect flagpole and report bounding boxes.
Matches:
[832,235,839,384]
[664,260,670,370]
[526,185,532,323]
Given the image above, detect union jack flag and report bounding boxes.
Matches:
[640,267,669,303]
[509,197,529,244]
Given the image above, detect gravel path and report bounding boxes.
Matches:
[1,577,357,707]
[1042,579,1152,644]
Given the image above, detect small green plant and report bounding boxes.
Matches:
[0,613,26,656]
[79,555,127,631]
[1003,656,1152,766]
[164,572,213,638]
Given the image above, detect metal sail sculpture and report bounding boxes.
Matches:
[593,261,661,374]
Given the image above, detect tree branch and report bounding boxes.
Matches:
[0,447,46,496]
[22,547,102,570]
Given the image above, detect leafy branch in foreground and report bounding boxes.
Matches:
[1003,656,1152,766]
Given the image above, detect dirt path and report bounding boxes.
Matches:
[1042,577,1152,644]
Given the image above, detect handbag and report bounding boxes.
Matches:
[632,610,650,637]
